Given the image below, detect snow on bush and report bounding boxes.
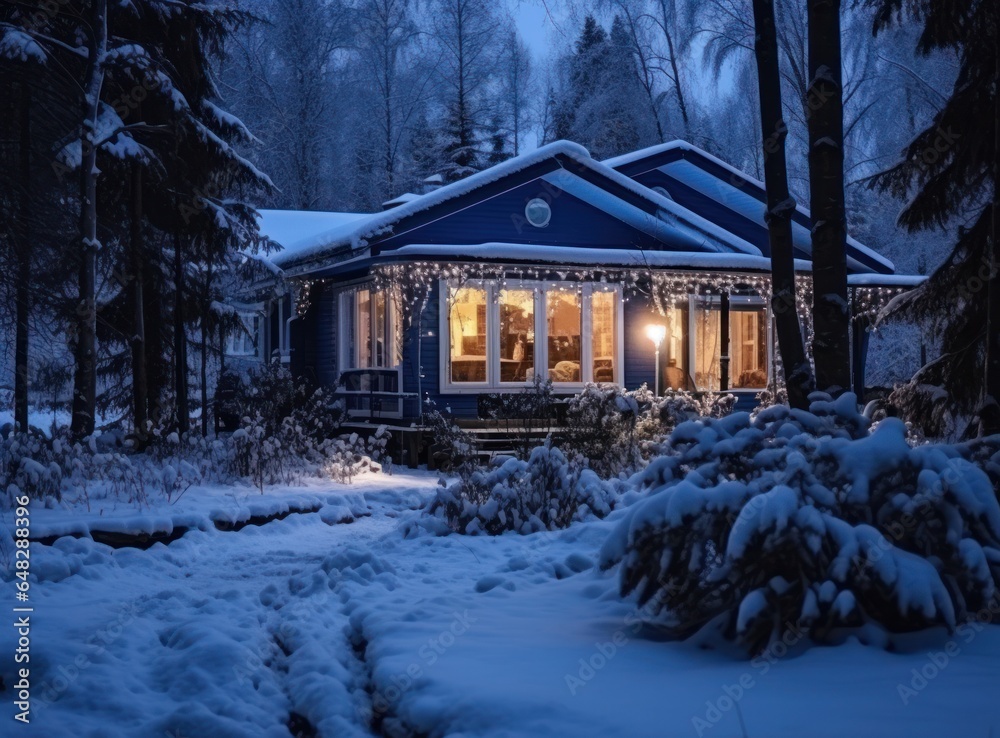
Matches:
[1,376,388,506]
[560,383,735,478]
[424,442,615,535]
[600,392,1000,654]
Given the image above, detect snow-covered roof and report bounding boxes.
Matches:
[256,209,373,261]
[604,141,896,274]
[268,140,767,275]
[382,193,421,209]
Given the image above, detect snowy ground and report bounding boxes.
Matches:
[2,471,997,737]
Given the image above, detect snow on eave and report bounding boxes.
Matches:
[386,244,810,272]
[847,274,926,287]
[603,140,896,274]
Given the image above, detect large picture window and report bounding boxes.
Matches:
[441,280,623,391]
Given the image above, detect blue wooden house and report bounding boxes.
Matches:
[237,140,918,440]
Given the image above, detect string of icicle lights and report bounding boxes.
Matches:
[293,261,909,327]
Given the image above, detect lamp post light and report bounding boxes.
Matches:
[645,323,667,397]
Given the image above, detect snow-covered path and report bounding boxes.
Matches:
[3,473,998,737]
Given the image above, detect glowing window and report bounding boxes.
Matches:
[547,291,582,382]
[449,286,488,383]
[694,297,722,392]
[731,304,768,389]
[499,289,535,383]
[592,290,617,383]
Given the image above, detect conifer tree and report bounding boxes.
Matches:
[869,0,998,435]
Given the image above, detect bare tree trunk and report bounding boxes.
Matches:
[173,228,190,435]
[14,79,32,432]
[200,260,213,438]
[807,0,851,395]
[752,0,814,409]
[71,0,108,439]
[656,0,689,126]
[983,27,1000,436]
[200,325,208,437]
[129,163,149,446]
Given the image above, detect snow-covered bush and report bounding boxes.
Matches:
[601,392,1000,654]
[1,376,375,503]
[427,442,615,535]
[560,383,644,478]
[481,376,557,460]
[1,430,63,503]
[422,400,478,473]
[560,383,736,478]
[638,384,737,434]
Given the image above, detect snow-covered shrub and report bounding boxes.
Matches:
[561,383,644,478]
[0,430,63,503]
[427,442,614,535]
[637,385,737,435]
[752,385,788,416]
[601,392,1000,655]
[560,384,736,478]
[481,377,556,460]
[422,400,478,474]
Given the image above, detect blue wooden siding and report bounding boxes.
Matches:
[405,281,479,418]
[624,297,658,391]
[289,283,337,386]
[374,177,698,254]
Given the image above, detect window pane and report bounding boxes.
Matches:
[391,289,403,369]
[374,291,387,367]
[499,289,535,383]
[547,291,581,382]
[662,305,691,390]
[340,292,356,372]
[731,305,768,388]
[449,286,487,382]
[592,290,616,383]
[357,289,373,368]
[695,298,721,391]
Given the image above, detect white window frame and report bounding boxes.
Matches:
[438,278,624,393]
[728,295,772,391]
[226,309,261,358]
[688,294,771,392]
[338,286,403,376]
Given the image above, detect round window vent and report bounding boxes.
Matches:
[524,198,552,228]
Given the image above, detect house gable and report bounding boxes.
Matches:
[373,174,709,256]
[606,142,895,275]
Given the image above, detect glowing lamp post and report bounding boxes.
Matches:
[645,323,667,397]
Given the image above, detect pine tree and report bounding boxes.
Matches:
[869,0,998,435]
[433,0,498,183]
